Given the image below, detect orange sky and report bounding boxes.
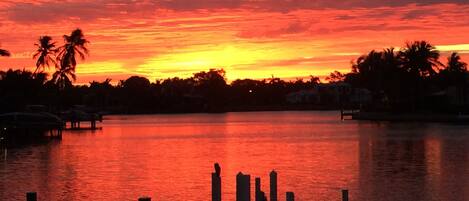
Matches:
[1,1,469,84]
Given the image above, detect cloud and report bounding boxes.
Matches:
[2,0,469,24]
[401,7,438,19]
[158,0,244,10]
[3,0,157,23]
[1,0,469,83]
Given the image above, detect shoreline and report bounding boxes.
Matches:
[101,105,341,115]
[351,112,469,123]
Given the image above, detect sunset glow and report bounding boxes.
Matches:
[1,1,469,83]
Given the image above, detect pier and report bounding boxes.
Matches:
[60,110,103,130]
[340,108,360,120]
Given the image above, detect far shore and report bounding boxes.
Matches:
[99,105,341,115]
[350,111,469,123]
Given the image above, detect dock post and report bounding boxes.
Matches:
[55,129,62,140]
[138,196,151,201]
[342,189,349,201]
[26,192,37,201]
[286,192,294,201]
[261,191,267,201]
[255,177,261,201]
[91,120,96,129]
[212,163,221,201]
[236,172,251,201]
[270,170,277,201]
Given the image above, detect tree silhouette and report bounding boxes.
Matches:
[52,66,76,90]
[326,71,346,83]
[57,28,89,71]
[33,36,57,73]
[399,41,442,78]
[193,69,227,110]
[53,28,89,88]
[398,41,442,110]
[438,52,469,105]
[446,52,467,73]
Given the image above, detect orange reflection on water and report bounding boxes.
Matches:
[1,112,468,201]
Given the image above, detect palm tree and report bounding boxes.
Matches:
[399,41,442,78]
[52,66,76,90]
[446,52,467,73]
[441,52,469,104]
[399,41,442,111]
[33,36,56,73]
[57,28,89,71]
[53,28,89,89]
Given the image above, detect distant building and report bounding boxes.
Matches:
[350,88,372,104]
[318,82,352,104]
[286,89,320,104]
[286,82,355,105]
[445,86,469,106]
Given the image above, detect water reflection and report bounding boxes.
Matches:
[0,111,468,200]
[358,123,469,201]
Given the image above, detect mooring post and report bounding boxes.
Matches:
[138,196,151,201]
[342,189,349,201]
[270,170,277,201]
[236,172,251,201]
[286,192,294,201]
[255,177,261,201]
[212,163,221,201]
[91,120,96,129]
[26,192,37,201]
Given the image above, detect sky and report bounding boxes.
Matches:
[1,0,469,84]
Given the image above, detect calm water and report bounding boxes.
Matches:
[1,111,468,201]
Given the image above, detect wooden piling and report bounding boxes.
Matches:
[138,196,151,201]
[286,192,294,201]
[270,170,277,201]
[26,192,37,201]
[255,177,261,201]
[342,189,349,201]
[212,172,221,201]
[236,172,250,201]
[91,120,96,129]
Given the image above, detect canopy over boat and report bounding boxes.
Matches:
[0,112,64,129]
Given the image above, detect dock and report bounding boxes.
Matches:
[340,109,360,120]
[0,112,64,144]
[60,110,103,130]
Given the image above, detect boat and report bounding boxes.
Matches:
[0,112,64,143]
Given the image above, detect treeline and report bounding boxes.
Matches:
[0,69,327,113]
[1,38,468,114]
[339,41,469,113]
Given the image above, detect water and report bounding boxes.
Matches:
[1,111,468,201]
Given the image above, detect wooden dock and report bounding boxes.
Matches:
[340,109,360,120]
[60,110,103,130]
